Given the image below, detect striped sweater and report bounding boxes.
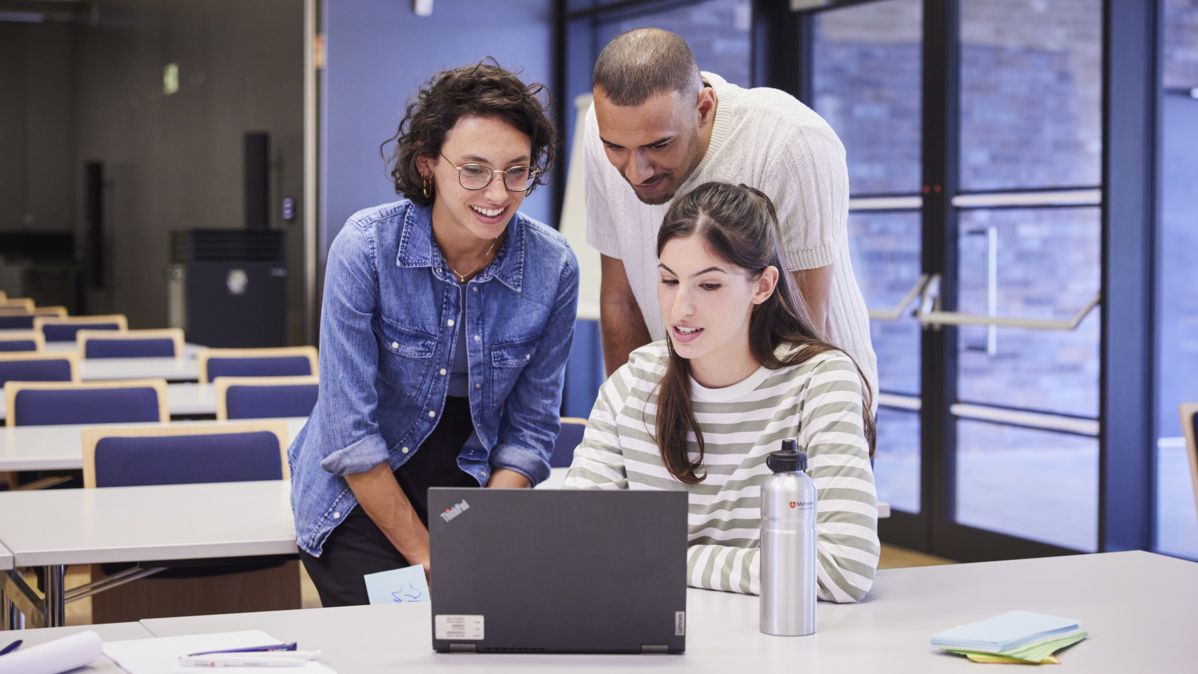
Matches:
[563,341,879,603]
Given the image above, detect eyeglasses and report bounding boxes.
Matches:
[439,153,540,192]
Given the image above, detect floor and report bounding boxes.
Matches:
[52,543,950,626]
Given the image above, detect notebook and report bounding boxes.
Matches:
[931,610,1081,653]
[429,487,689,654]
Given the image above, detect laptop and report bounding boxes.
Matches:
[428,487,688,654]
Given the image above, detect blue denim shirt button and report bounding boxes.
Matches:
[332,511,341,519]
[439,368,446,376]
[447,319,455,327]
[427,410,435,418]
[474,383,481,389]
[402,446,410,454]
[391,341,398,350]
[472,287,478,292]
[474,335,481,342]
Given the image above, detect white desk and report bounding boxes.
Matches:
[0,622,153,671]
[79,358,200,382]
[0,417,308,472]
[0,382,218,423]
[134,551,1195,673]
[0,480,297,628]
[0,541,11,571]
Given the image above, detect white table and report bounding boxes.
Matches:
[79,358,200,382]
[0,417,308,473]
[0,622,152,671]
[132,551,1195,672]
[0,382,218,423]
[0,541,11,572]
[0,481,297,628]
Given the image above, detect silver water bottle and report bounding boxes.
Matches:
[760,439,817,636]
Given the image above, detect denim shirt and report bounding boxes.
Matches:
[289,199,579,556]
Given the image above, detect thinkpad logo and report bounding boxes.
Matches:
[440,499,470,523]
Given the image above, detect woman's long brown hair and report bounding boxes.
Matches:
[653,182,876,484]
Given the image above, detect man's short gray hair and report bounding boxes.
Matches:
[593,28,701,106]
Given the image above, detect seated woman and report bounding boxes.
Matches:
[564,181,878,603]
[290,61,579,606]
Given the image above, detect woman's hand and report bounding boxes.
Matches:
[486,468,531,489]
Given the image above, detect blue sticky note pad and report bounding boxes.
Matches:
[364,566,430,605]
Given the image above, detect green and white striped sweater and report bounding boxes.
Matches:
[563,341,880,603]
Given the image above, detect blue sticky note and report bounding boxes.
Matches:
[364,565,430,605]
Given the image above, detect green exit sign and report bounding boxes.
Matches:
[163,63,179,95]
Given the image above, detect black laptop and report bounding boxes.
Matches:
[428,487,688,654]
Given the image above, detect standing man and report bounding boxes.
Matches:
[584,28,877,399]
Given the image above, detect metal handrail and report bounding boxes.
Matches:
[867,274,931,321]
[916,274,1101,331]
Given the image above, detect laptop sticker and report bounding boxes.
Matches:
[435,615,485,640]
[364,565,430,605]
[675,611,686,636]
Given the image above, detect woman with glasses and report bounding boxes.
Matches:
[289,61,579,606]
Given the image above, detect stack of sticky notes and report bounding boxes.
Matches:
[931,610,1088,664]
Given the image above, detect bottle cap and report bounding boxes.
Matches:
[767,439,807,473]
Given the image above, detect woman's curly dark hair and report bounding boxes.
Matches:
[382,59,556,206]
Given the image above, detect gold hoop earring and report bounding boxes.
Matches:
[422,179,432,199]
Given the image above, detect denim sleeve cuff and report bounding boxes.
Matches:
[490,442,551,486]
[319,433,390,476]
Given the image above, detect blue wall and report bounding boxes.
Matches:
[321,0,555,262]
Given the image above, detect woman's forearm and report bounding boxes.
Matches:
[344,462,430,568]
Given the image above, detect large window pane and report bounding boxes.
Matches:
[875,408,920,514]
[956,207,1100,417]
[959,0,1101,190]
[812,0,922,195]
[595,0,751,87]
[1155,0,1198,561]
[849,211,921,396]
[956,420,1097,552]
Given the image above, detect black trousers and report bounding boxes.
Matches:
[300,397,477,607]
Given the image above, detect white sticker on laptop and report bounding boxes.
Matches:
[435,615,484,640]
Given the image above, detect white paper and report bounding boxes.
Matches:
[103,630,336,673]
[363,565,429,605]
[0,630,102,674]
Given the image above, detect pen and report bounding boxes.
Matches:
[179,653,318,668]
[0,640,22,657]
[188,642,298,656]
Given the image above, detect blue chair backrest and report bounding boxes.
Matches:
[226,384,319,420]
[43,322,121,343]
[85,338,177,359]
[93,431,283,487]
[0,359,73,388]
[549,421,586,468]
[12,387,161,426]
[0,339,38,352]
[208,356,313,380]
[0,315,35,330]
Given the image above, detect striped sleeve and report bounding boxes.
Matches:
[562,367,630,490]
[686,544,759,595]
[802,355,880,603]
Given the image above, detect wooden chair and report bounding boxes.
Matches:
[35,314,127,343]
[0,331,44,353]
[80,421,300,623]
[199,346,318,383]
[215,375,319,420]
[550,417,588,468]
[78,328,185,359]
[5,379,168,428]
[1182,404,1198,532]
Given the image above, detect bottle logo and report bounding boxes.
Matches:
[789,501,797,509]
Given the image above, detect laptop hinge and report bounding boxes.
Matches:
[448,643,478,653]
[641,644,669,654]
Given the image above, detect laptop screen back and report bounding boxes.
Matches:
[429,487,688,654]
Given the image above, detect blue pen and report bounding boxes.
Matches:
[0,640,22,657]
[186,642,297,656]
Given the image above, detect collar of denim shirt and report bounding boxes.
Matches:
[394,201,526,293]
